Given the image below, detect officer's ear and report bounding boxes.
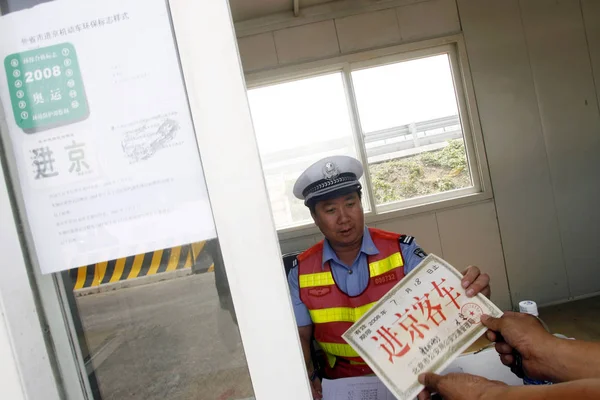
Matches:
[310,207,318,222]
[311,211,323,231]
[311,212,319,225]
[308,201,320,223]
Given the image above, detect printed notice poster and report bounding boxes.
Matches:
[0,0,216,274]
[343,255,503,400]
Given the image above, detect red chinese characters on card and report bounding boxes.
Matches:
[370,277,462,364]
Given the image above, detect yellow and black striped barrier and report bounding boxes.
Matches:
[68,241,214,290]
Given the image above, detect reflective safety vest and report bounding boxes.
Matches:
[298,228,406,378]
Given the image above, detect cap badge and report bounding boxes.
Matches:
[322,162,340,180]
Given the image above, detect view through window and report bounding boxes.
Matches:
[352,54,472,206]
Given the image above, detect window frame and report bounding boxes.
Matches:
[246,35,492,240]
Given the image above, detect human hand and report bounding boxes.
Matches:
[482,312,556,382]
[308,371,322,399]
[417,372,508,400]
[461,266,491,298]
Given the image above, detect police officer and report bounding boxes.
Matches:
[287,156,491,399]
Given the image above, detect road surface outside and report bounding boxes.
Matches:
[75,272,255,400]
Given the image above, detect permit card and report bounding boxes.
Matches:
[342,254,503,400]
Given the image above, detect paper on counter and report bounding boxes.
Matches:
[343,254,503,400]
[441,348,523,386]
[322,348,522,400]
[322,376,396,400]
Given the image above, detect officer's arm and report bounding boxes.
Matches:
[298,325,315,372]
[287,262,315,371]
[299,324,323,398]
[399,236,427,275]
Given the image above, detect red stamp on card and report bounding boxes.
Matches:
[461,303,484,323]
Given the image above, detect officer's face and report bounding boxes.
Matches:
[312,192,364,247]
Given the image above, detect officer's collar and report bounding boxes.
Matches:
[321,226,379,269]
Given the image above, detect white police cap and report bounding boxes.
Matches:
[293,155,363,206]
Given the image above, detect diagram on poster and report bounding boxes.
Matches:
[0,0,216,274]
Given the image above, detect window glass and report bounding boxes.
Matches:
[248,73,365,229]
[351,54,473,206]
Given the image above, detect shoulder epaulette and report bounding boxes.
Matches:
[399,234,414,245]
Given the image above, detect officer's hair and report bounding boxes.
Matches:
[308,189,363,215]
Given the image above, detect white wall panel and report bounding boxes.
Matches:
[436,202,511,310]
[457,0,569,305]
[237,32,279,72]
[374,212,444,257]
[396,0,460,42]
[520,0,600,297]
[238,0,462,70]
[273,20,340,64]
[335,9,401,53]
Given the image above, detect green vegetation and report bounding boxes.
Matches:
[370,139,471,204]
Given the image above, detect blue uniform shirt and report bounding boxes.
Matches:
[287,227,426,327]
